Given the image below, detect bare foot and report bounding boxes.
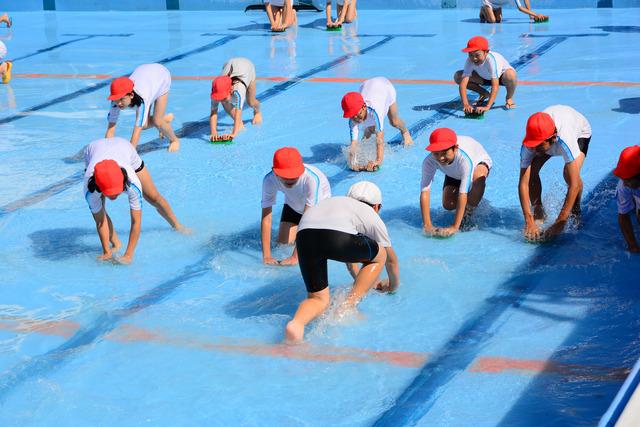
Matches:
[505,99,516,109]
[174,224,192,235]
[167,138,180,153]
[252,111,263,125]
[402,130,414,146]
[285,320,304,343]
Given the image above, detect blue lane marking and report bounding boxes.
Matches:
[12,34,133,62]
[388,36,568,146]
[372,175,619,427]
[0,35,240,126]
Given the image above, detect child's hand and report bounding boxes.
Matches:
[463,103,474,114]
[423,225,436,236]
[115,254,133,265]
[97,252,114,262]
[279,256,298,266]
[524,223,543,242]
[263,256,280,265]
[365,160,380,172]
[474,105,489,113]
[534,14,548,22]
[433,227,457,238]
[209,133,218,142]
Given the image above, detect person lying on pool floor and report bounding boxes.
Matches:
[454,36,518,113]
[84,137,188,264]
[479,0,548,23]
[261,147,331,266]
[285,181,400,343]
[105,63,180,152]
[326,0,357,28]
[265,0,297,32]
[420,128,492,238]
[613,146,640,253]
[518,105,592,242]
[341,77,413,172]
[209,57,262,142]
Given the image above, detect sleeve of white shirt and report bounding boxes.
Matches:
[349,119,359,142]
[617,181,636,215]
[84,179,104,214]
[487,54,500,79]
[420,157,438,192]
[370,214,392,247]
[107,102,120,124]
[129,145,143,171]
[261,174,278,209]
[127,181,143,211]
[231,90,244,110]
[557,136,581,164]
[462,58,474,78]
[303,175,320,208]
[136,102,149,128]
[458,156,473,194]
[520,145,535,169]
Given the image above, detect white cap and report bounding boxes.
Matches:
[347,181,382,205]
[0,41,6,60]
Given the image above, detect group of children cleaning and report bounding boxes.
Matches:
[0,2,626,342]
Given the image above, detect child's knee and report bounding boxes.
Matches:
[453,70,463,84]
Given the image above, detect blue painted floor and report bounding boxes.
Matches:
[0,8,639,427]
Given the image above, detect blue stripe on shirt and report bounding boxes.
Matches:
[459,149,474,193]
[558,137,575,162]
[304,167,321,206]
[136,102,146,127]
[488,53,499,79]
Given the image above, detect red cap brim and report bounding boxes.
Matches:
[273,164,305,179]
[107,91,129,101]
[426,142,455,152]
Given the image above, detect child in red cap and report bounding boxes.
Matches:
[106,63,180,152]
[518,105,592,242]
[341,77,413,171]
[420,128,492,237]
[454,36,518,113]
[613,146,640,253]
[326,0,357,29]
[84,137,187,264]
[479,0,548,23]
[0,41,12,84]
[209,57,261,142]
[265,0,297,32]
[261,147,331,266]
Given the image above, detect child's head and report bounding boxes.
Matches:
[614,145,640,189]
[462,36,490,64]
[211,76,233,102]
[522,112,557,155]
[107,77,135,109]
[341,92,366,122]
[272,147,304,187]
[427,128,458,165]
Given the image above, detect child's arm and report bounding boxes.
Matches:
[209,105,218,140]
[336,0,349,24]
[459,76,473,113]
[261,207,279,265]
[325,0,333,25]
[93,208,114,261]
[117,208,141,265]
[265,3,277,29]
[618,213,640,252]
[374,131,385,167]
[105,122,117,138]
[475,78,499,112]
[420,189,435,233]
[517,0,547,20]
[518,166,542,239]
[544,160,582,239]
[228,107,243,138]
[129,125,143,148]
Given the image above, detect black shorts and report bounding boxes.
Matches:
[296,229,380,293]
[443,162,491,190]
[481,74,509,87]
[135,160,145,173]
[280,203,303,225]
[578,137,591,156]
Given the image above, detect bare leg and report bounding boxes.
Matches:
[285,288,330,342]
[529,155,551,222]
[344,246,387,307]
[563,155,585,224]
[106,213,122,250]
[277,221,298,244]
[151,93,179,152]
[442,183,458,211]
[480,6,497,23]
[494,7,503,22]
[344,0,357,23]
[246,80,262,125]
[501,69,518,108]
[136,166,186,231]
[467,164,489,207]
[387,102,413,146]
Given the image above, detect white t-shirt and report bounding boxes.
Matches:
[212,57,256,112]
[482,0,522,7]
[108,63,172,128]
[298,196,392,247]
[616,180,640,215]
[0,41,6,61]
[463,51,513,81]
[83,137,143,214]
[261,164,331,214]
[520,105,592,168]
[421,136,492,194]
[349,77,397,142]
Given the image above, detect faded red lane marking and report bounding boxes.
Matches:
[11,73,640,87]
[470,357,629,382]
[0,317,629,378]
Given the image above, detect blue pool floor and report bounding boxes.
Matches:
[0,8,639,427]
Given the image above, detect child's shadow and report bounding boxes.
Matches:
[224,279,306,319]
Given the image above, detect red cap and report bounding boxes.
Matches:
[211,76,232,101]
[341,92,365,118]
[614,146,640,179]
[522,112,556,148]
[462,36,489,53]
[107,77,134,101]
[272,147,305,179]
[427,128,457,152]
[94,159,124,197]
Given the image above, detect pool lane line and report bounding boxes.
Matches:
[371,175,619,426]
[0,37,396,398]
[0,35,394,218]
[386,35,568,146]
[12,73,640,87]
[9,33,133,63]
[0,35,240,126]
[0,316,630,381]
